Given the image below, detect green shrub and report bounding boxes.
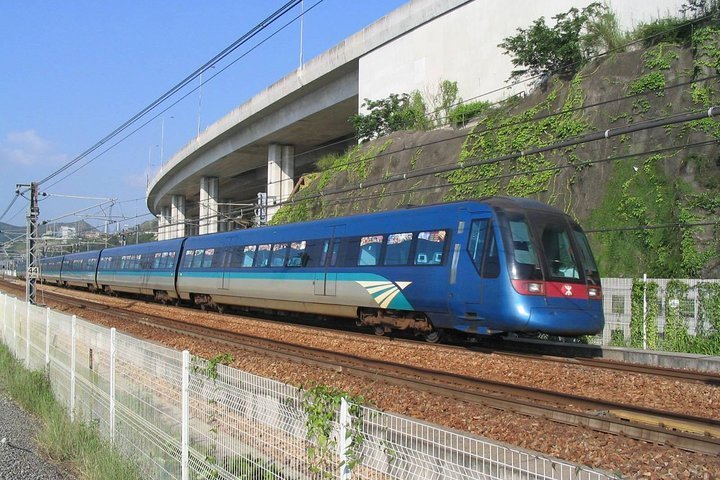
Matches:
[631,17,695,47]
[448,101,491,127]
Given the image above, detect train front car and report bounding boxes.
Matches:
[448,198,604,338]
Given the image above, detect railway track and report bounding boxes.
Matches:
[3,281,719,455]
[4,278,719,385]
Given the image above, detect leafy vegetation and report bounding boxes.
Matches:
[498,3,608,80]
[0,343,143,480]
[300,384,366,477]
[350,93,429,142]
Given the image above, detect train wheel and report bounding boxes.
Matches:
[424,330,442,343]
[373,325,385,336]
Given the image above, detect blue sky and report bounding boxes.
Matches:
[0,0,406,229]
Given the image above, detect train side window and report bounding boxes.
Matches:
[202,249,215,268]
[330,239,341,267]
[212,248,228,268]
[384,233,413,266]
[191,249,204,269]
[358,235,383,266]
[271,243,288,267]
[255,244,271,267]
[416,230,447,265]
[314,240,330,267]
[168,251,176,269]
[467,220,489,273]
[288,241,307,267]
[241,246,256,267]
[153,253,161,269]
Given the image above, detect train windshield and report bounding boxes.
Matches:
[504,213,598,284]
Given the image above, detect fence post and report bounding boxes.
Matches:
[182,350,190,480]
[110,327,116,443]
[1,293,6,343]
[13,298,17,355]
[25,302,31,368]
[338,397,351,480]
[70,314,77,422]
[45,307,50,369]
[642,273,647,350]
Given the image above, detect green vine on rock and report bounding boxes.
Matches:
[443,75,590,201]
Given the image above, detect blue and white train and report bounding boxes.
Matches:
[30,197,604,341]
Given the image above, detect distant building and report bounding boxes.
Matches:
[59,226,76,240]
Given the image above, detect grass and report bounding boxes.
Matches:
[0,343,143,480]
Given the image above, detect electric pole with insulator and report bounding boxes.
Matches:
[17,182,39,304]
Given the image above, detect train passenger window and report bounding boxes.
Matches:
[211,249,227,268]
[241,246,256,267]
[190,249,204,268]
[384,233,413,265]
[318,240,330,267]
[183,250,194,268]
[358,235,383,266]
[271,244,288,267]
[153,253,162,269]
[202,249,215,268]
[255,244,271,267]
[416,230,447,265]
[287,241,306,267]
[168,251,176,269]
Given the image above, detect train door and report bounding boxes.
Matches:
[453,215,499,317]
[314,225,344,297]
[141,253,155,293]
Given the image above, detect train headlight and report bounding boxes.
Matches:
[512,280,545,296]
[588,286,603,299]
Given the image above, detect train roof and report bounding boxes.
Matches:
[183,196,569,247]
[63,250,102,261]
[99,237,185,257]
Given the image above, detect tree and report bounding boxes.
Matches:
[498,3,605,81]
[349,93,428,142]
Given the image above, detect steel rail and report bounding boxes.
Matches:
[5,282,718,455]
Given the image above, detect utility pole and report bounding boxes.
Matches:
[17,182,39,304]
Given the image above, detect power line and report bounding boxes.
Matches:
[37,0,306,188]
[271,107,720,210]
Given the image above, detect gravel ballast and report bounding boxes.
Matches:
[0,391,72,480]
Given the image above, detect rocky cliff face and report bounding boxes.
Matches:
[274,30,720,278]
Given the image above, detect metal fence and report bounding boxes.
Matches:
[597,277,720,346]
[0,291,616,480]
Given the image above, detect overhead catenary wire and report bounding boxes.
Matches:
[268,106,720,210]
[43,0,326,194]
[36,0,307,188]
[261,72,720,193]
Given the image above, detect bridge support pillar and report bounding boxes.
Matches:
[266,144,294,222]
[158,206,171,241]
[199,176,219,235]
[171,195,186,239]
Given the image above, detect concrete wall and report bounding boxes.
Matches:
[358,0,683,109]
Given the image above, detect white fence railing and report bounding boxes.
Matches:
[597,277,720,346]
[0,291,616,480]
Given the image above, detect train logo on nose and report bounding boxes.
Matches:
[562,285,573,296]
